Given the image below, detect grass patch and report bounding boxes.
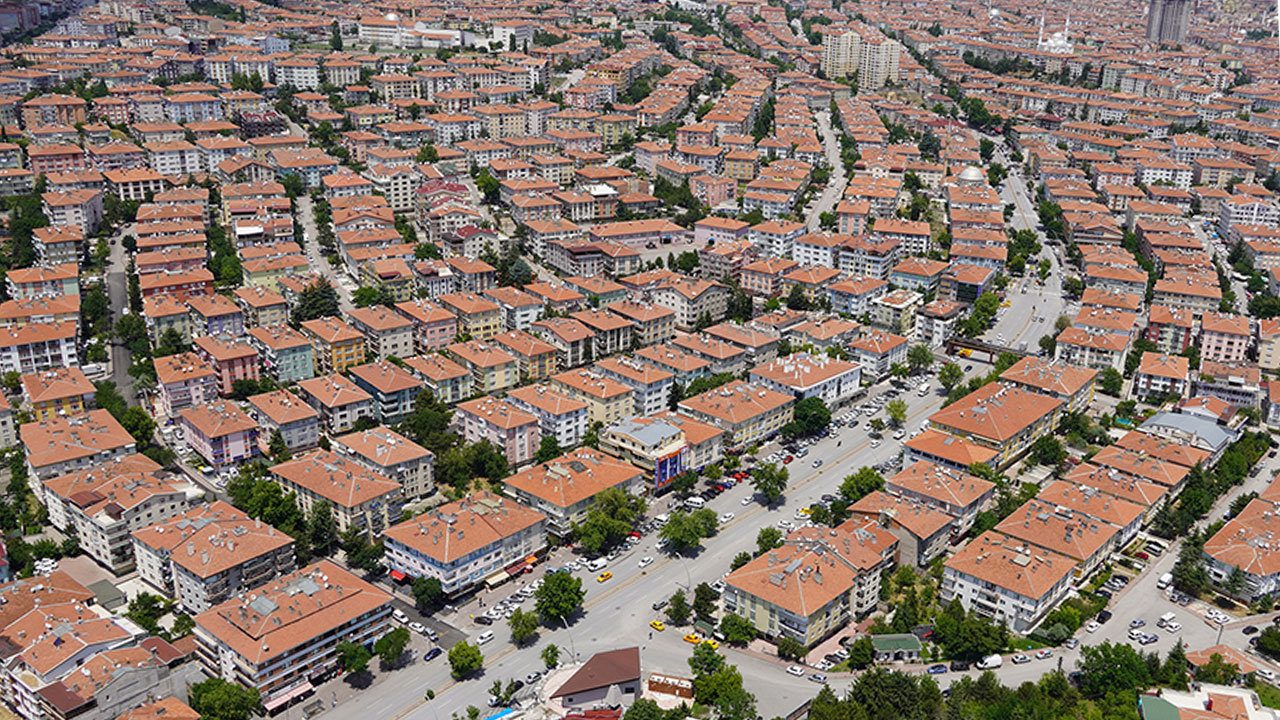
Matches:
[1254,682,1280,710]
[1010,638,1047,651]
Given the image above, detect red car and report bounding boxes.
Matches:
[783,455,794,464]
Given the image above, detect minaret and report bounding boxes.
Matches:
[1037,13,1045,46]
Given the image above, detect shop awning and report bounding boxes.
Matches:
[263,682,313,712]
[389,570,407,582]
[484,571,509,588]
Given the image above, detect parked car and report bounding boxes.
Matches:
[424,648,443,661]
[927,664,947,674]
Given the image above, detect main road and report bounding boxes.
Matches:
[986,170,1068,350]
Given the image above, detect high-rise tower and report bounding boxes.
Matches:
[1147,0,1191,44]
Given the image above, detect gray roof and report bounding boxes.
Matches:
[609,416,679,446]
[1140,412,1236,452]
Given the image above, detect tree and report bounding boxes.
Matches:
[693,582,718,622]
[782,396,831,439]
[541,643,560,669]
[886,398,908,426]
[330,21,343,50]
[665,589,692,625]
[1099,367,1124,396]
[776,636,808,661]
[188,679,260,720]
[756,527,783,556]
[576,486,646,553]
[907,344,933,371]
[448,641,484,679]
[534,569,585,623]
[719,613,756,645]
[624,699,664,720]
[291,279,341,325]
[535,435,563,463]
[412,576,444,611]
[306,500,338,556]
[751,462,789,504]
[848,636,875,669]
[508,608,539,645]
[839,467,884,503]
[154,327,189,357]
[374,626,411,666]
[1256,626,1280,660]
[1030,436,1066,468]
[1197,653,1240,684]
[937,362,965,391]
[336,640,372,674]
[688,640,726,678]
[659,508,718,552]
[785,284,811,311]
[1075,641,1151,699]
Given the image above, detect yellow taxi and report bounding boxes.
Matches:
[683,634,700,644]
[702,639,720,650]
[597,572,612,583]
[649,620,665,631]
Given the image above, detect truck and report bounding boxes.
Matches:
[1157,572,1173,590]
[977,654,1003,670]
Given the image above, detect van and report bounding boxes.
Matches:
[1156,572,1173,590]
[1157,612,1176,628]
[587,558,608,572]
[685,496,706,510]
[476,631,494,645]
[976,654,1002,670]
[1128,628,1146,641]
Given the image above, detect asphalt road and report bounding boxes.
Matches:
[806,111,848,232]
[986,171,1067,350]
[297,195,355,315]
[106,222,136,405]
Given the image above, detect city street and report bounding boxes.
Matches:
[297,195,355,314]
[986,171,1068,350]
[105,222,137,405]
[806,111,849,232]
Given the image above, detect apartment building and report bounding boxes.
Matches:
[194,561,392,708]
[402,354,472,404]
[296,374,376,435]
[504,447,643,537]
[454,396,540,469]
[271,451,404,538]
[333,426,435,501]
[301,317,367,374]
[723,523,896,645]
[20,367,95,422]
[179,402,261,469]
[347,305,414,361]
[247,389,321,453]
[132,501,296,614]
[21,409,136,483]
[154,352,220,417]
[941,530,1076,633]
[382,491,546,596]
[348,362,424,425]
[247,324,315,384]
[927,384,1063,470]
[677,380,794,451]
[505,384,590,450]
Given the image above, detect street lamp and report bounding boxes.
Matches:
[560,615,578,662]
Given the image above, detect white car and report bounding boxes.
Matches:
[409,621,428,635]
[786,666,805,677]
[638,556,654,569]
[741,496,754,505]
[392,609,409,624]
[870,440,881,448]
[1086,620,1100,633]
[720,512,735,523]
